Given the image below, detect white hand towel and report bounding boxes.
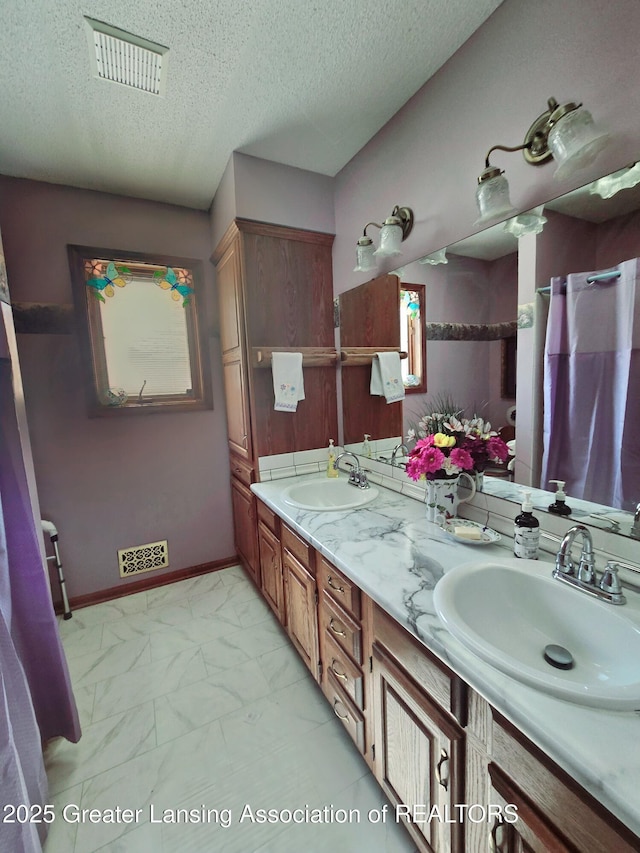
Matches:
[370,352,405,404]
[272,352,305,412]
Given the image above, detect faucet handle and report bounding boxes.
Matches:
[577,556,596,586]
[599,560,625,604]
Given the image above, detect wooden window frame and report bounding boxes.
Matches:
[68,244,212,417]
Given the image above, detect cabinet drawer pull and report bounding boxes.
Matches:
[329,618,346,637]
[327,576,345,594]
[330,660,348,681]
[333,698,349,721]
[436,748,449,791]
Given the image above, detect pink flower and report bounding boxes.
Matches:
[406,441,446,480]
[449,447,474,472]
[486,436,509,462]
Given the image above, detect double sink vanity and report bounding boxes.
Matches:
[249,468,640,853]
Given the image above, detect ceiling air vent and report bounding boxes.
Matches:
[85,18,168,95]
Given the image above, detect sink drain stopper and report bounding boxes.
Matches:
[544,644,574,670]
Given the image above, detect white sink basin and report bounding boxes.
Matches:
[434,558,640,710]
[282,478,378,511]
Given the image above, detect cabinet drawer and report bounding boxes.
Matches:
[230,455,255,487]
[322,629,364,710]
[257,500,279,534]
[322,669,365,754]
[372,603,454,717]
[282,524,312,569]
[319,590,362,665]
[318,557,361,619]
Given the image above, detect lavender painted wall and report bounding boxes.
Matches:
[0,176,234,599]
[333,0,640,294]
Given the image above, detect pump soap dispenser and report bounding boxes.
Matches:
[362,434,372,458]
[514,490,540,559]
[327,439,339,478]
[548,480,572,516]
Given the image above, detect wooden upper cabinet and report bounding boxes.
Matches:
[217,241,244,356]
[340,273,403,444]
[213,219,338,459]
[214,235,253,461]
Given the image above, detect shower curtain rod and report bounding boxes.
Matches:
[537,268,621,294]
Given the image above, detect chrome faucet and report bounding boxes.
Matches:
[390,443,409,467]
[334,451,370,489]
[553,524,626,604]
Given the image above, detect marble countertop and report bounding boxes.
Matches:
[252,473,640,837]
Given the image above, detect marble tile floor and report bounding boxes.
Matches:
[44,565,417,853]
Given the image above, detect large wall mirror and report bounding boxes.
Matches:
[341,160,640,539]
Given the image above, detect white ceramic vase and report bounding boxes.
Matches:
[425,473,476,524]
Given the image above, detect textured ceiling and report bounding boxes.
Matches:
[0,0,503,210]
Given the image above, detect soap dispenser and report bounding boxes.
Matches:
[327,439,339,478]
[362,434,372,458]
[548,480,572,516]
[514,490,540,559]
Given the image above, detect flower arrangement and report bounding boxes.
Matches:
[406,413,509,481]
[406,431,474,481]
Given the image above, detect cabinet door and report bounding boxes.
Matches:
[258,521,285,623]
[283,549,319,679]
[230,477,258,583]
[216,240,252,461]
[487,764,574,853]
[372,642,465,853]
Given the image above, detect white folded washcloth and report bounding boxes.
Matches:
[272,352,305,412]
[370,352,405,404]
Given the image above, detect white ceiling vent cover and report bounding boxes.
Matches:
[85,18,168,95]
[118,540,169,577]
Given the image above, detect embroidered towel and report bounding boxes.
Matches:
[370,352,405,403]
[272,352,305,412]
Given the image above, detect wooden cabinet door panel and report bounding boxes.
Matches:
[283,549,319,679]
[487,764,574,853]
[230,477,258,583]
[372,642,464,853]
[258,521,284,624]
[223,359,251,460]
[217,242,243,355]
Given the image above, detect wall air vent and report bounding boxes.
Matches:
[118,540,169,577]
[85,18,168,95]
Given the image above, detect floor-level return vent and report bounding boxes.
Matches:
[118,540,168,577]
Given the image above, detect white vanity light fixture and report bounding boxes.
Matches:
[418,248,448,265]
[475,97,609,223]
[503,206,547,238]
[589,162,640,199]
[353,235,377,272]
[354,206,414,270]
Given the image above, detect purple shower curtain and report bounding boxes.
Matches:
[1,311,80,850]
[540,258,640,510]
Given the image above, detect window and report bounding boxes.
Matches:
[400,285,426,394]
[68,245,211,415]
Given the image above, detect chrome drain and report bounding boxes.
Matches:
[543,644,574,670]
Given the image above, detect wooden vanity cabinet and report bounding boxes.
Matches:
[486,712,639,853]
[250,505,640,852]
[281,526,319,679]
[256,500,284,619]
[229,474,259,585]
[370,604,466,853]
[317,559,367,755]
[254,500,320,680]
